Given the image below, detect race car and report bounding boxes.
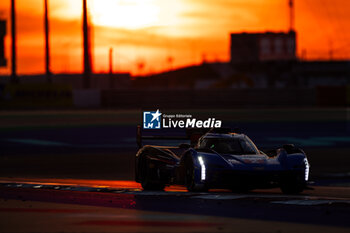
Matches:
[135,126,310,194]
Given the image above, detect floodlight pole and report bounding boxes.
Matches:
[289,0,295,32]
[44,0,51,82]
[109,47,113,75]
[11,0,17,83]
[109,47,114,89]
[83,0,91,89]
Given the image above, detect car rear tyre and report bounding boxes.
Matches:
[140,156,165,191]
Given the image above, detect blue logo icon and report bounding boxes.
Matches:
[143,109,162,129]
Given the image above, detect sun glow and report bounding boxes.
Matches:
[89,0,161,29]
[0,0,348,76]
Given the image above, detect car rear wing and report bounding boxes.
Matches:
[136,125,233,149]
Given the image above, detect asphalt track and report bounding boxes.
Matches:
[0,178,350,233]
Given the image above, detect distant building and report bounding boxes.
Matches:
[0,20,6,67]
[230,31,296,63]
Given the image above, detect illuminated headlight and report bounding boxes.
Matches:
[304,158,310,181]
[198,156,206,181]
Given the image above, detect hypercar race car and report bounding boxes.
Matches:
[135,126,310,194]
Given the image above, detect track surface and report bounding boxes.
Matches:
[0,178,349,232]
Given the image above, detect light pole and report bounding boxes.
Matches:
[289,0,295,32]
[11,0,17,83]
[83,0,91,89]
[109,47,114,88]
[44,0,51,82]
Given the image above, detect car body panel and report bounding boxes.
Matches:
[135,129,310,192]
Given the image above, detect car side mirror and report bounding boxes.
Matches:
[179,143,191,149]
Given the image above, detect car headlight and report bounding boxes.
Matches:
[198,156,206,181]
[304,158,310,181]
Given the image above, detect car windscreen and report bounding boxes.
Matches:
[197,137,259,155]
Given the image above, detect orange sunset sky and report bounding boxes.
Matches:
[0,0,349,76]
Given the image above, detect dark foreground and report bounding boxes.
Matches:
[0,109,349,232]
[0,178,349,233]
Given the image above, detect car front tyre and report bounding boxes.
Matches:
[185,156,208,192]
